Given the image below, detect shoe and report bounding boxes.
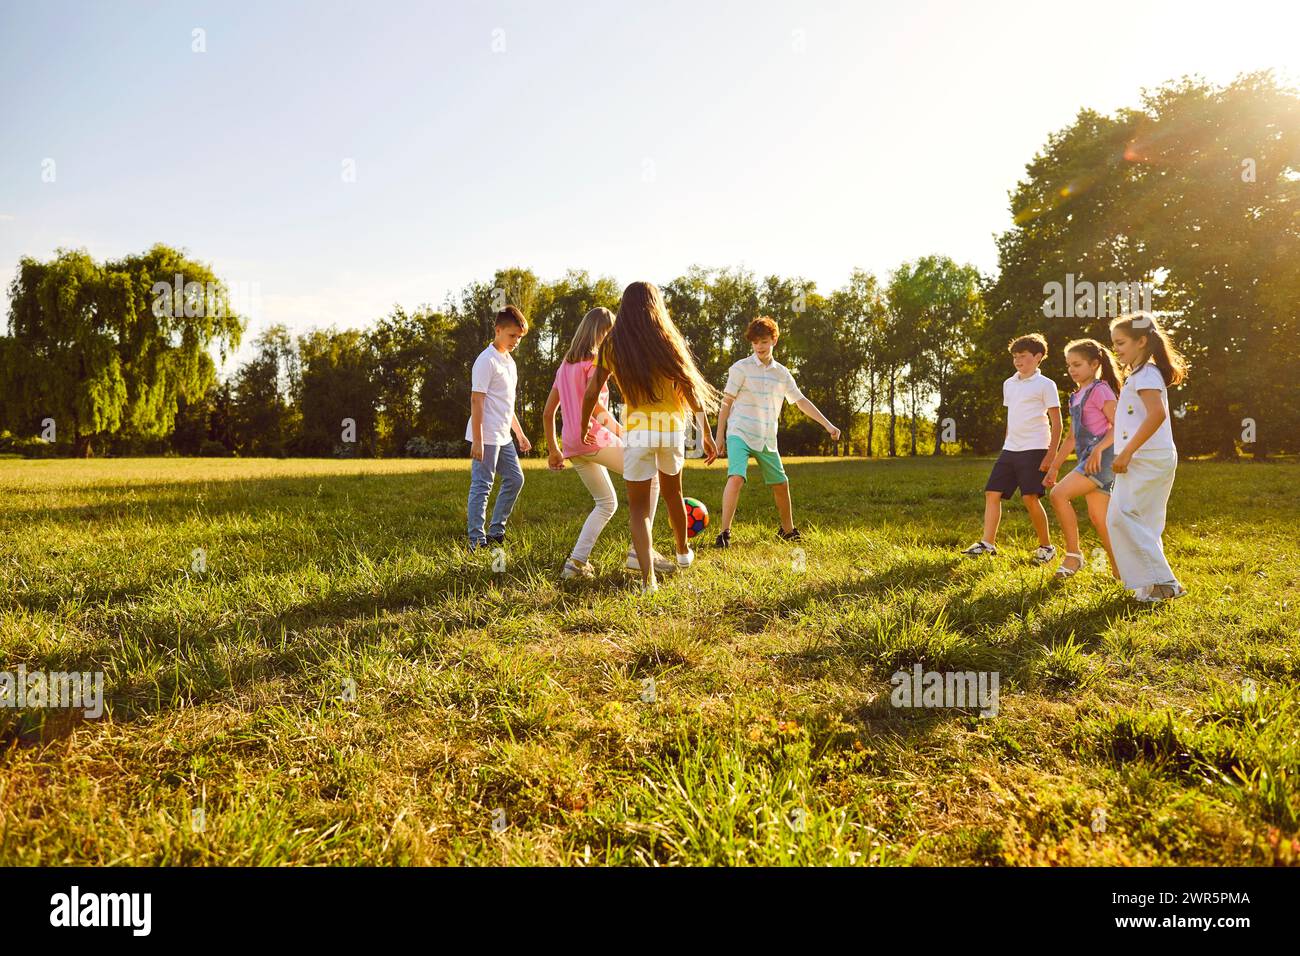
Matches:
[714,529,731,549]
[467,538,489,551]
[561,558,595,581]
[625,548,675,574]
[777,527,802,541]
[1141,582,1188,602]
[487,533,505,546]
[961,541,998,556]
[1054,552,1084,578]
[676,549,695,569]
[1031,544,1057,565]
[638,579,660,596]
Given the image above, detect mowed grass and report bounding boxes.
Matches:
[1,454,1297,866]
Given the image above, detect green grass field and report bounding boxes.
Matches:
[1,455,1297,866]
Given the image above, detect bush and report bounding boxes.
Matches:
[198,439,233,457]
[404,436,436,458]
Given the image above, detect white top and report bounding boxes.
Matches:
[1115,363,1175,458]
[722,354,805,452]
[1002,371,1060,451]
[464,345,517,445]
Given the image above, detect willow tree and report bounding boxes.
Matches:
[1,244,243,456]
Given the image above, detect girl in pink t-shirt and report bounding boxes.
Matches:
[542,308,672,580]
[1044,339,1122,578]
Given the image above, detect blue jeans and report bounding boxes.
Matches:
[467,441,524,544]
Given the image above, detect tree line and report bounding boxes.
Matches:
[3,74,1297,460]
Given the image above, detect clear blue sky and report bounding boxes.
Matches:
[2,0,1297,371]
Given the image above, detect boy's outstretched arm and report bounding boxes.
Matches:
[1040,407,1062,472]
[794,396,841,441]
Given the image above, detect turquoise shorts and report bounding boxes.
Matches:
[726,434,788,485]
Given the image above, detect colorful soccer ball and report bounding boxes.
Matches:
[683,496,710,538]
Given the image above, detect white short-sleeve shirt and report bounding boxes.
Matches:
[1002,371,1061,451]
[722,354,805,452]
[464,345,517,445]
[1115,363,1175,458]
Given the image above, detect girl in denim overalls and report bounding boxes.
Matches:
[1044,339,1121,578]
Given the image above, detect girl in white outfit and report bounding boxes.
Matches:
[542,308,676,581]
[1107,313,1189,602]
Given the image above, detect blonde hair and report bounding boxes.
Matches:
[564,307,614,364]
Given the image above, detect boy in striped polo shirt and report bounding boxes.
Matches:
[711,316,840,547]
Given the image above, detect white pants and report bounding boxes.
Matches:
[1106,450,1180,591]
[567,446,659,563]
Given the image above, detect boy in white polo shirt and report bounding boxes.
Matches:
[962,332,1062,563]
[465,306,532,549]
[712,316,840,547]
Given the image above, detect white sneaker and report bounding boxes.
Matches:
[626,548,675,574]
[1031,544,1057,565]
[561,558,595,581]
[1137,582,1188,602]
[961,541,998,556]
[676,549,695,569]
[638,579,659,596]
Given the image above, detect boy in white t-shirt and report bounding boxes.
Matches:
[711,316,840,546]
[465,306,532,549]
[962,333,1062,563]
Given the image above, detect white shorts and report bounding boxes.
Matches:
[623,443,684,482]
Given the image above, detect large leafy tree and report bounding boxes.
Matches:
[231,325,298,457]
[1,244,242,456]
[887,256,986,454]
[297,328,379,456]
[978,73,1300,456]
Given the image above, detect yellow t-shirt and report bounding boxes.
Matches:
[597,347,688,448]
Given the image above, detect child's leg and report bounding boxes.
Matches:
[719,435,748,532]
[1106,455,1178,589]
[626,478,656,585]
[604,446,660,553]
[487,440,524,538]
[1083,489,1118,578]
[467,443,501,544]
[648,472,661,530]
[1047,471,1093,558]
[771,481,794,533]
[568,455,618,563]
[982,491,1003,544]
[1022,494,1050,547]
[758,450,792,531]
[657,468,689,556]
[719,475,745,532]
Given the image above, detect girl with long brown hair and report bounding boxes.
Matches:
[1107,312,1189,602]
[542,307,676,580]
[581,281,719,592]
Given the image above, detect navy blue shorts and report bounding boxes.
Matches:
[985,448,1048,499]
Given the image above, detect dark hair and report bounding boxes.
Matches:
[746,316,780,341]
[1065,338,1122,397]
[1109,312,1186,386]
[1008,332,1048,357]
[495,305,529,333]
